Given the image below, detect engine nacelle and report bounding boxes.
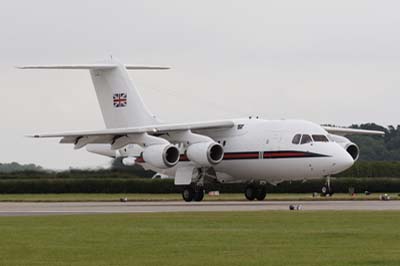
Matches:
[142,144,180,169]
[186,142,224,166]
[345,143,360,161]
[329,135,360,161]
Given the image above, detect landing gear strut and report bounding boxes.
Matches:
[182,186,204,202]
[321,176,334,196]
[245,185,267,201]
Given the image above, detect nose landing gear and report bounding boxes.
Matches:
[321,176,334,196]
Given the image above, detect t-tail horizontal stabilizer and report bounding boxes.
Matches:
[17,65,170,70]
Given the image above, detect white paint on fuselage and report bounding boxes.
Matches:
[213,119,353,182]
[145,118,354,184]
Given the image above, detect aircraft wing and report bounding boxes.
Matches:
[322,126,385,136]
[28,120,235,149]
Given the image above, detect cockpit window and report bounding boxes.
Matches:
[300,134,312,144]
[312,135,329,142]
[292,134,301,144]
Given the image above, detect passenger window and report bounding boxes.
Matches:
[292,134,301,144]
[312,135,329,142]
[300,135,312,144]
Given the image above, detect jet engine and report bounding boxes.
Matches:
[186,142,224,166]
[329,134,360,161]
[345,143,360,161]
[142,144,180,169]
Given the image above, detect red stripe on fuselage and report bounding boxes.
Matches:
[223,153,259,159]
[263,152,306,158]
[137,151,326,164]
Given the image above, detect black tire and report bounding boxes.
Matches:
[245,186,256,201]
[321,186,334,197]
[321,186,328,196]
[256,187,267,201]
[194,189,204,202]
[182,187,194,202]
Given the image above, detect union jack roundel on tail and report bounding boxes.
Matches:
[113,93,127,108]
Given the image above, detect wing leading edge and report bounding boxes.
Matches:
[322,126,385,136]
[28,120,235,149]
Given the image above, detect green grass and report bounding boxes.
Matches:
[0,211,400,265]
[0,193,398,202]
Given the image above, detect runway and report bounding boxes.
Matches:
[0,200,400,216]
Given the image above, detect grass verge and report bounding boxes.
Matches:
[0,211,399,265]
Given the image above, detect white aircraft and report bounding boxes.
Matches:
[20,58,384,202]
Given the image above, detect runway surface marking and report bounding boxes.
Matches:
[0,201,400,216]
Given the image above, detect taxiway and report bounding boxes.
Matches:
[0,200,399,216]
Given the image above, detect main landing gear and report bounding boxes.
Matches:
[245,185,267,201]
[321,176,334,196]
[182,186,204,202]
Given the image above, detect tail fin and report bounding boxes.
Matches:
[18,58,168,128]
[90,58,165,128]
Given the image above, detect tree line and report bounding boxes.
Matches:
[348,123,400,161]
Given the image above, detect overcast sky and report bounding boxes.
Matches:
[0,0,399,169]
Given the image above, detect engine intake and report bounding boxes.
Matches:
[186,142,224,166]
[142,144,180,169]
[329,134,360,162]
[346,143,360,161]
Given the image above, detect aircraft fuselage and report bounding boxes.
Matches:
[141,118,355,184]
